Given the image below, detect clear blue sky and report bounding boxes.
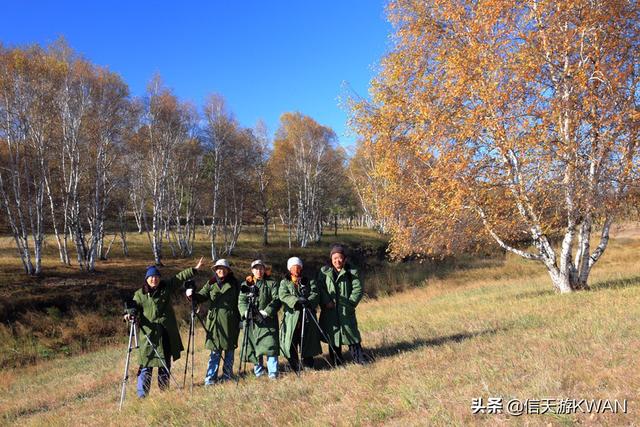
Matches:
[0,1,392,148]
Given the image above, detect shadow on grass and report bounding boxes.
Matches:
[589,275,640,292]
[308,328,506,370]
[511,289,555,300]
[499,274,640,302]
[370,328,504,360]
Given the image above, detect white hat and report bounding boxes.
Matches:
[214,259,230,269]
[287,257,303,270]
[251,259,265,269]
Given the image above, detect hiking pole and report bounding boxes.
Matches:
[138,328,182,390]
[304,306,343,368]
[118,317,138,411]
[189,301,195,392]
[182,297,196,393]
[236,316,251,384]
[182,279,197,393]
[298,304,306,373]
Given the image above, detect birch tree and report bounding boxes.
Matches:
[272,113,343,247]
[253,120,273,246]
[351,0,640,293]
[166,105,201,257]
[83,68,130,267]
[137,76,189,265]
[0,47,51,275]
[202,94,236,260]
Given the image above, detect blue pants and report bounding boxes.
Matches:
[254,355,278,379]
[205,349,234,385]
[137,364,171,398]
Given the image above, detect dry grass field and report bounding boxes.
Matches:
[1,226,639,425]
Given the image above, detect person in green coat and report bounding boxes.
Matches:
[279,256,322,372]
[238,259,281,379]
[124,257,204,398]
[186,258,240,385]
[317,244,365,365]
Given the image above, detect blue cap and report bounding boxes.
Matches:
[145,266,161,279]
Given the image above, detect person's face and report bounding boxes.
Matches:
[331,253,346,271]
[146,275,160,288]
[289,265,302,277]
[215,267,228,279]
[252,265,265,279]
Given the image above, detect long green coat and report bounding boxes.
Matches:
[278,276,322,359]
[238,277,280,362]
[194,275,241,351]
[317,265,363,346]
[130,267,197,367]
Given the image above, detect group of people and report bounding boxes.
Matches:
[124,244,365,398]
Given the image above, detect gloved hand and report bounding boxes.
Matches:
[123,313,135,323]
[295,296,308,310]
[185,288,193,298]
[259,310,268,318]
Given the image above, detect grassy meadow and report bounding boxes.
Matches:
[1,225,639,425]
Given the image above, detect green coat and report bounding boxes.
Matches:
[278,276,322,359]
[238,277,281,362]
[194,275,241,351]
[130,267,197,367]
[317,265,363,346]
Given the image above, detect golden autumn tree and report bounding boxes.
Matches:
[351,0,639,293]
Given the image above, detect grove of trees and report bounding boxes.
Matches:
[0,41,361,275]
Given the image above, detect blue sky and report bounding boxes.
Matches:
[0,1,392,148]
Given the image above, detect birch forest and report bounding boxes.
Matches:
[0,42,361,275]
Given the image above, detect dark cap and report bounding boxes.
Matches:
[329,244,346,257]
[145,265,161,279]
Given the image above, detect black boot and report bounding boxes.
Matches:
[288,356,301,373]
[302,356,315,369]
[329,345,343,367]
[349,343,365,364]
[288,344,301,372]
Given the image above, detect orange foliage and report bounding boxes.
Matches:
[351,0,639,273]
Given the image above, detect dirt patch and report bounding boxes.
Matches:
[0,277,135,322]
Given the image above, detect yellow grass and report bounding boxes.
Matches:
[1,232,639,425]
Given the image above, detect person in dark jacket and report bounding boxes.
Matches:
[186,258,240,385]
[317,244,365,365]
[279,257,322,372]
[124,257,204,398]
[238,259,281,379]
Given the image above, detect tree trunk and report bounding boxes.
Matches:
[262,213,269,246]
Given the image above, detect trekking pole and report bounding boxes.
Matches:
[190,305,195,393]
[299,305,306,373]
[304,306,343,368]
[119,319,138,411]
[183,297,196,393]
[182,280,197,393]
